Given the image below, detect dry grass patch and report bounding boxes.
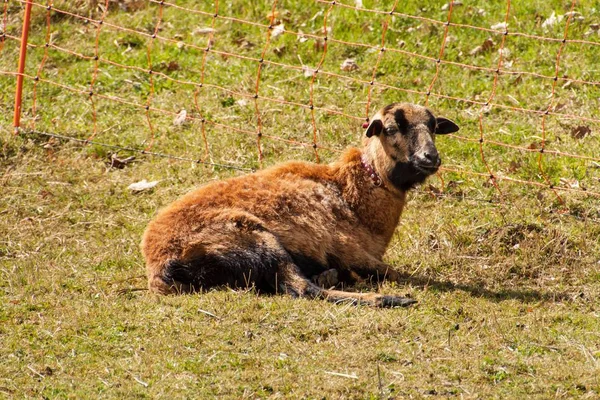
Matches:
[2,0,600,397]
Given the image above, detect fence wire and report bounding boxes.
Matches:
[2,0,600,208]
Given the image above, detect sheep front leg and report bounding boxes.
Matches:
[277,262,415,308]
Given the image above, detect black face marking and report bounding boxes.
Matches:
[388,161,431,191]
[409,129,420,153]
[394,109,408,134]
[382,103,397,115]
[425,110,436,133]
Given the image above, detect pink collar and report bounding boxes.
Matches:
[361,156,383,187]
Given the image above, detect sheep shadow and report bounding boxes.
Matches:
[381,272,575,303]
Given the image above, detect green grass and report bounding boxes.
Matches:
[1,0,600,398]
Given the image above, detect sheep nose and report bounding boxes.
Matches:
[419,149,440,167]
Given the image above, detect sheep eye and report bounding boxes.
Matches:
[384,127,397,136]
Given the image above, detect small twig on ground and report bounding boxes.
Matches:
[198,308,221,320]
[27,365,45,379]
[324,371,358,379]
[127,372,149,388]
[377,363,384,399]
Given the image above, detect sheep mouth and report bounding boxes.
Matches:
[413,161,440,175]
[389,160,438,191]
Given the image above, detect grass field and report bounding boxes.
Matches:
[1,0,600,398]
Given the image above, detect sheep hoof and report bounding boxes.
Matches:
[380,295,417,308]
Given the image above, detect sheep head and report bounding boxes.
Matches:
[363,103,459,191]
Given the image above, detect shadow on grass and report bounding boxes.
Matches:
[117,273,575,304]
[391,272,574,304]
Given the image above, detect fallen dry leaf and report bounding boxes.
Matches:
[297,30,309,43]
[498,47,511,59]
[469,37,495,56]
[447,180,463,189]
[512,74,523,85]
[441,1,462,11]
[271,23,285,39]
[340,59,359,72]
[42,138,59,149]
[193,27,216,35]
[559,177,580,189]
[173,109,187,126]
[570,125,591,139]
[273,45,286,56]
[108,154,136,169]
[564,11,584,22]
[585,22,600,36]
[168,61,180,71]
[427,184,442,195]
[490,22,508,31]
[302,65,315,78]
[128,179,159,193]
[536,190,545,200]
[542,12,563,30]
[508,160,521,173]
[235,38,255,49]
[110,0,146,12]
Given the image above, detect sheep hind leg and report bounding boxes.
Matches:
[277,263,416,308]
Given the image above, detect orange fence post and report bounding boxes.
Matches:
[13,0,33,134]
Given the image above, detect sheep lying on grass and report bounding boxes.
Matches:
[141,103,459,307]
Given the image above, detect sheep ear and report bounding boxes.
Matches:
[435,117,459,135]
[365,119,383,138]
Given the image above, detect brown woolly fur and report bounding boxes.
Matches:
[141,103,459,307]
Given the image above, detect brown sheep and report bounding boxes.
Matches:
[141,103,459,307]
